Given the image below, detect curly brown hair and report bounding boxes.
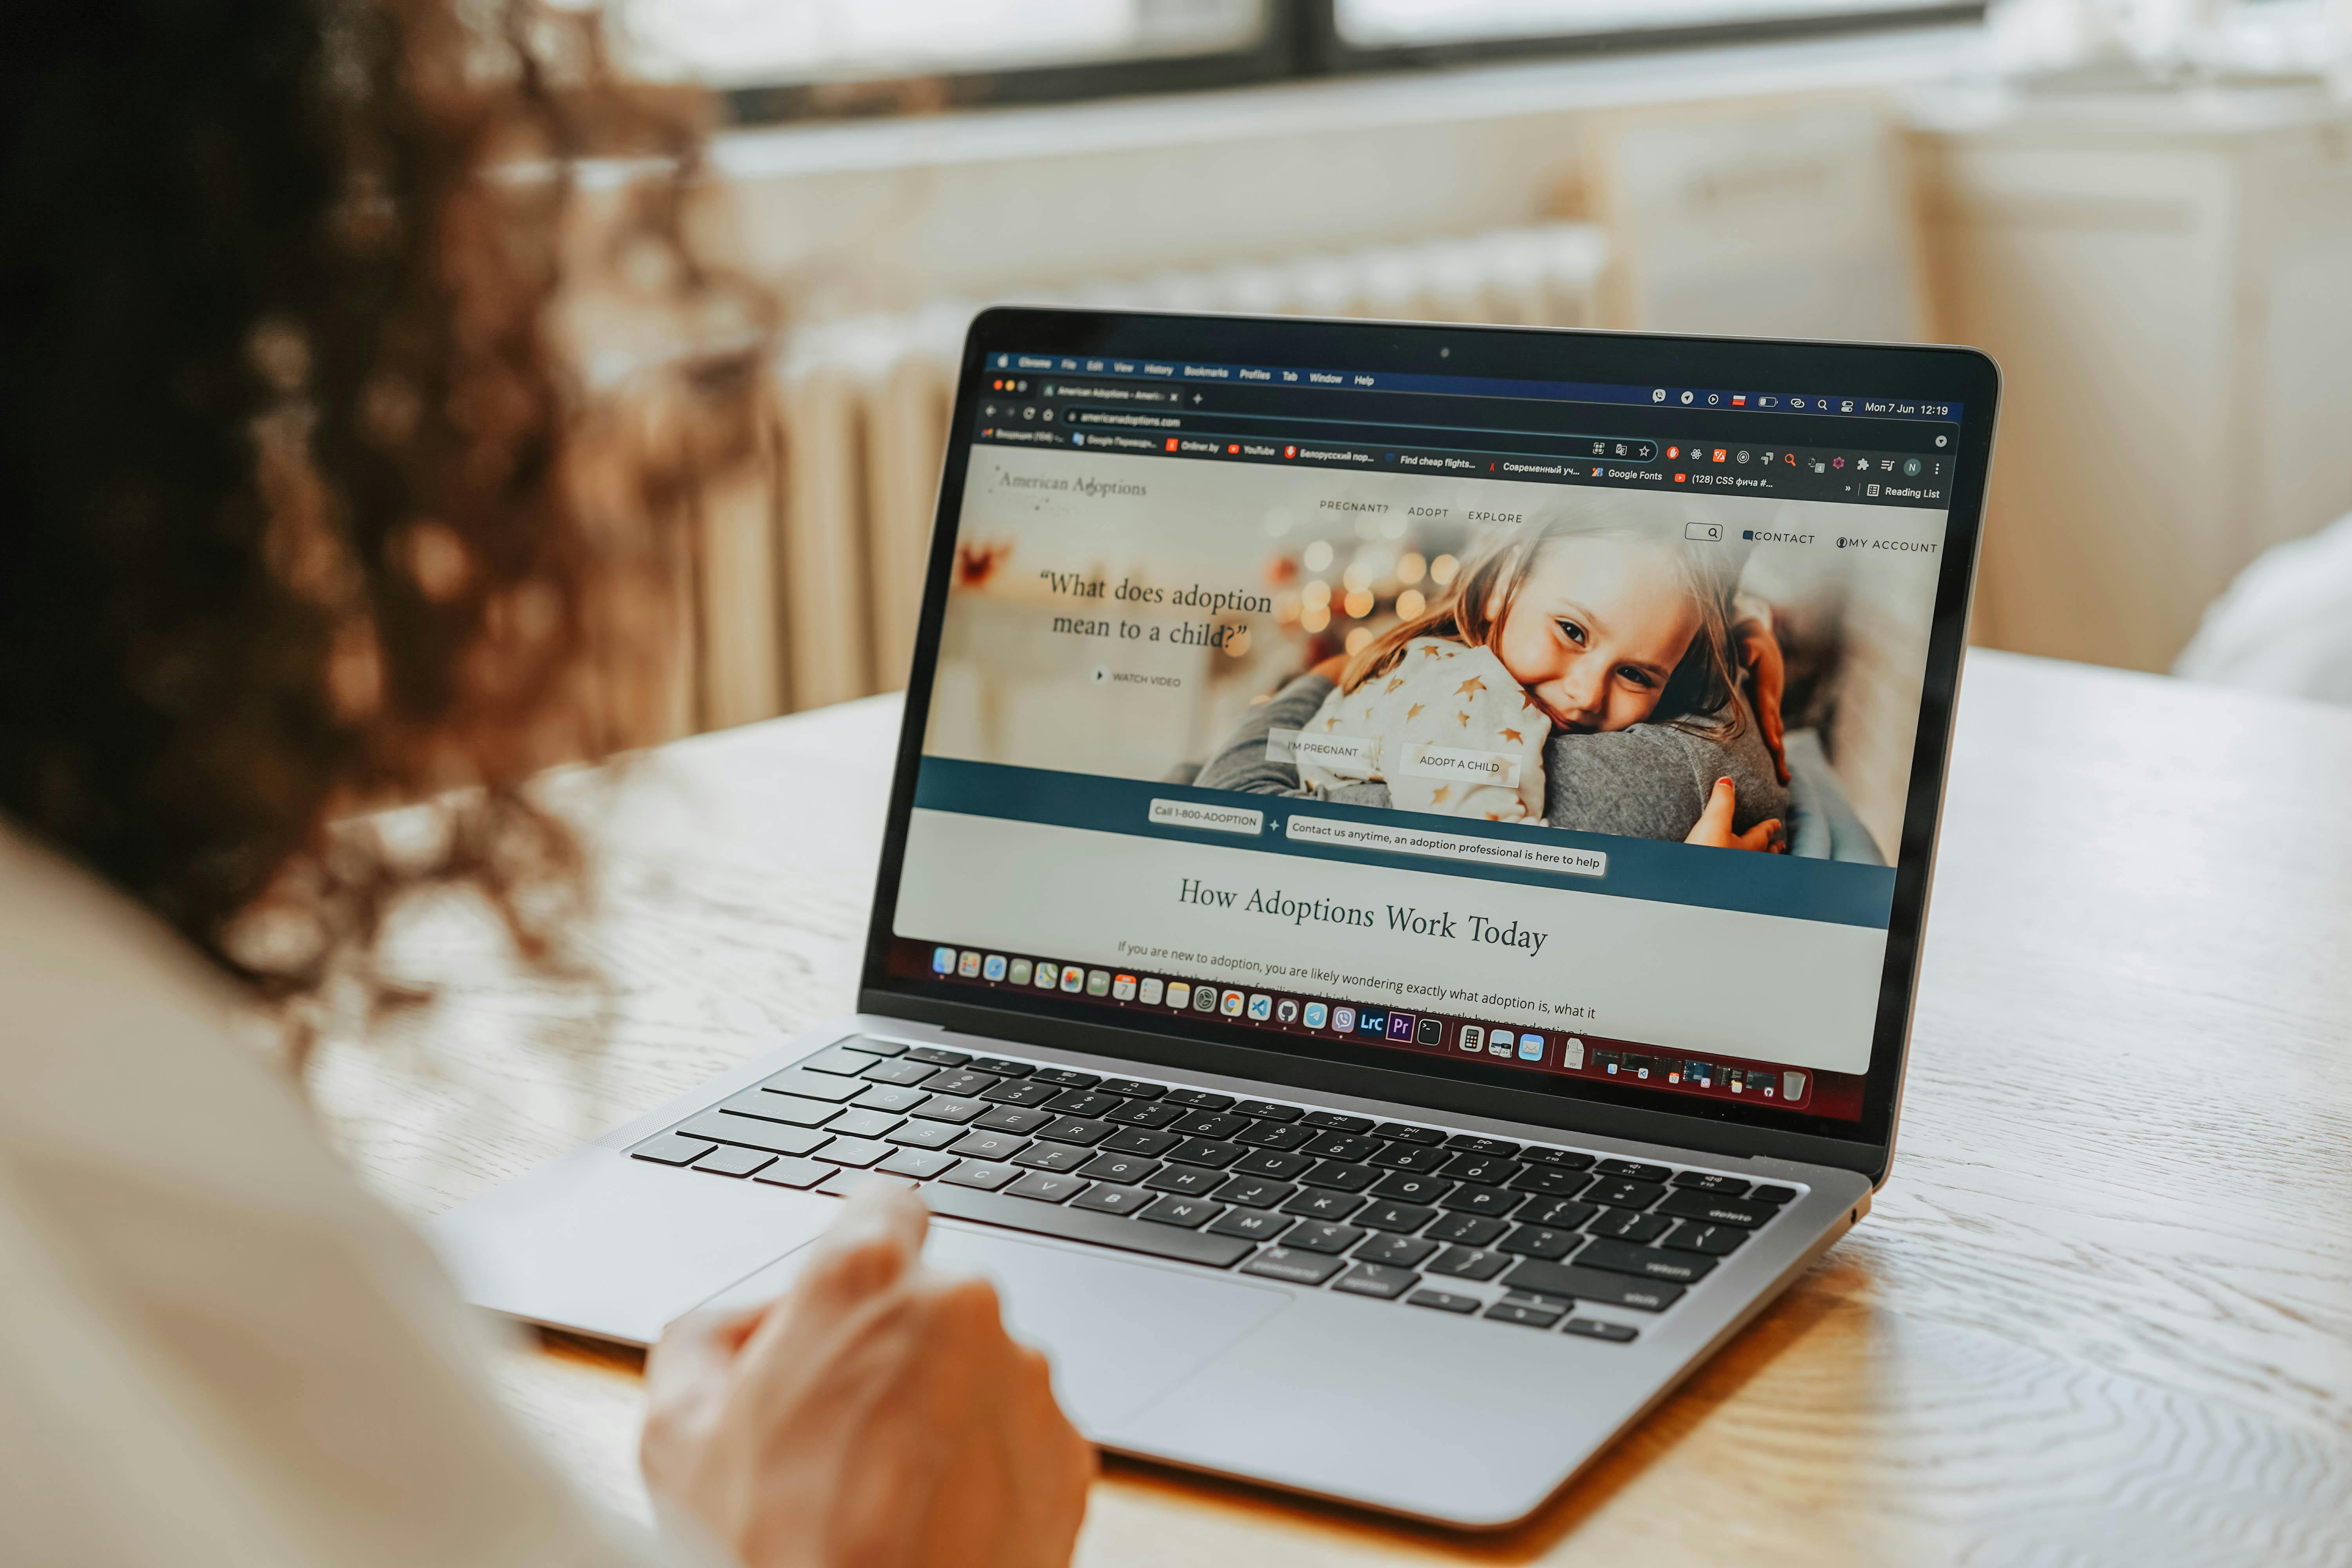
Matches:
[1,0,757,1042]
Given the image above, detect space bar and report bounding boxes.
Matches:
[923,1185,1254,1268]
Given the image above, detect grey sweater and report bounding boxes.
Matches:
[1195,673,1789,840]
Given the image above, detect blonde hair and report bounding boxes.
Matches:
[1339,502,1747,738]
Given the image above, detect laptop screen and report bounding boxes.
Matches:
[875,323,1971,1131]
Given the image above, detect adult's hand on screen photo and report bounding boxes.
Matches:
[1686,777,1785,853]
[640,1183,1096,1568]
[1733,610,1790,784]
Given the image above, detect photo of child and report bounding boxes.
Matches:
[926,445,1947,864]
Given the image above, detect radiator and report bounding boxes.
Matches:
[699,222,1609,730]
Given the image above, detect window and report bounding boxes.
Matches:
[616,0,1984,122]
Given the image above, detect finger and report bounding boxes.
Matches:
[802,1181,931,1304]
[1695,776,1735,836]
[1731,817,1783,852]
[645,1302,770,1392]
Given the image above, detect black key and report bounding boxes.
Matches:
[813,1137,889,1168]
[980,1080,1061,1108]
[1368,1171,1455,1205]
[1352,1233,1438,1269]
[1577,1238,1717,1284]
[1044,1090,1122,1119]
[1374,1122,1444,1145]
[1656,1191,1779,1228]
[853,1084,930,1114]
[1011,1143,1092,1173]
[1436,1183,1523,1218]
[1166,1138,1244,1169]
[1439,1152,1521,1185]
[1300,1111,1374,1133]
[1281,1189,1367,1221]
[1508,1166,1592,1198]
[1751,1185,1799,1205]
[1662,1221,1749,1257]
[909,1096,989,1125]
[1161,1088,1235,1110]
[926,1070,1003,1098]
[1501,1259,1687,1312]
[1214,1177,1299,1210]
[938,1160,1020,1192]
[1207,1208,1294,1243]
[949,1129,1032,1161]
[1564,1318,1639,1343]
[677,1114,829,1158]
[1070,1183,1153,1216]
[1367,1143,1449,1173]
[924,1182,1254,1267]
[633,1132,717,1166]
[1234,1122,1314,1151]
[1232,1100,1302,1122]
[1299,1161,1378,1193]
[902,1046,971,1067]
[1138,1195,1226,1230]
[1229,1149,1315,1181]
[885,1119,965,1151]
[1280,1220,1367,1255]
[1595,1158,1670,1181]
[1407,1289,1481,1314]
[759,1069,864,1104]
[1036,1116,1114,1147]
[1485,1301,1563,1329]
[838,1036,907,1057]
[858,1058,938,1087]
[1497,1224,1582,1261]
[878,1148,958,1180]
[1517,1197,1599,1231]
[1242,1247,1347,1286]
[1444,1135,1523,1157]
[1519,1147,1596,1170]
[967,1057,1034,1077]
[1027,1067,1101,1089]
[1588,1177,1668,1210]
[1586,1208,1670,1243]
[800,1045,887,1076]
[1358,1201,1438,1234]
[1302,1132,1380,1162]
[693,1145,775,1178]
[719,1091,840,1128]
[1100,1127,1182,1158]
[1007,1171,1090,1204]
[822,1167,918,1199]
[1098,1078,1163,1098]
[1172,1110,1248,1140]
[1334,1261,1421,1299]
[1078,1151,1162,1184]
[750,1156,833,1189]
[976,1106,1053,1135]
[1426,1212,1506,1247]
[1104,1100,1184,1129]
[1141,1165,1226,1196]
[828,1108,906,1140]
[1425,1245,1510,1281]
[1671,1171,1752,1197]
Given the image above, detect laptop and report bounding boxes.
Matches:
[433,309,1996,1529]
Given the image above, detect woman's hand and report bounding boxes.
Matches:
[1686,777,1784,853]
[1733,610,1790,785]
[641,1183,1095,1568]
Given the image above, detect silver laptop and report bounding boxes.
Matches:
[434,310,1996,1528]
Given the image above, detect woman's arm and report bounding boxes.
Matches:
[1544,696,1789,842]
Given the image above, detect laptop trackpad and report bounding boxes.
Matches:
[695,1224,1290,1432]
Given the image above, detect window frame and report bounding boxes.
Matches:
[715,0,1988,126]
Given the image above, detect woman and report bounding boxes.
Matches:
[1,4,1092,1566]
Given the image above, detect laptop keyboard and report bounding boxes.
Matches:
[631,1035,1806,1341]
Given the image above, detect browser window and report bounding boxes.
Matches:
[884,350,1961,1123]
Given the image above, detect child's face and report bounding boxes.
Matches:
[1486,535,1701,733]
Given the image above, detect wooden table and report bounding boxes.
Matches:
[313,649,2352,1566]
